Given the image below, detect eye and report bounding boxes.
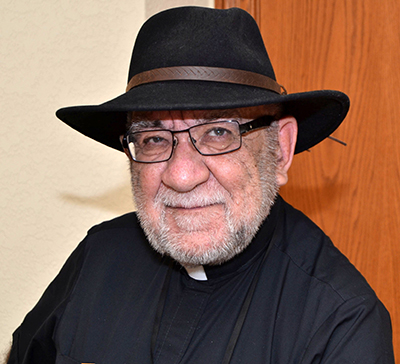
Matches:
[206,127,231,137]
[143,135,167,145]
[131,131,172,152]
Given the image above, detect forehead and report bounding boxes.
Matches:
[128,105,281,128]
[129,109,240,126]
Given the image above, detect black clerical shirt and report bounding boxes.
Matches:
[8,196,394,363]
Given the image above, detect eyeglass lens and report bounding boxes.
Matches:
[126,121,241,162]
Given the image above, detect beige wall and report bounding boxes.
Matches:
[0,0,212,355]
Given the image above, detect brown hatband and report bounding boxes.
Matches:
[126,66,286,95]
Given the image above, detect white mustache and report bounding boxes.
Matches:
[155,186,226,209]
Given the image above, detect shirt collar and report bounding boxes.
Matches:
[196,195,281,281]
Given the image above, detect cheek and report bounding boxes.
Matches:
[209,149,263,208]
[131,164,164,207]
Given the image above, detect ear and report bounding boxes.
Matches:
[275,116,298,187]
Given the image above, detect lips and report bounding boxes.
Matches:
[166,202,222,210]
[157,191,226,209]
[164,203,226,233]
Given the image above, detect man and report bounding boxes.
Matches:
[7,6,394,364]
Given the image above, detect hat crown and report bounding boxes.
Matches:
[56,6,349,155]
[128,7,276,82]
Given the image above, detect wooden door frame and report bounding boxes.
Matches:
[215,0,260,25]
[216,0,399,359]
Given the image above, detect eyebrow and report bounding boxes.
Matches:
[127,109,243,132]
[129,119,163,131]
[127,112,163,132]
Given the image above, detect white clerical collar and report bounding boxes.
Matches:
[184,265,208,281]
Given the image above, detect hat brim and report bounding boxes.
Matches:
[56,81,349,154]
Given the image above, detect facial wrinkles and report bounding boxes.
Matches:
[155,176,228,234]
[130,116,280,266]
[155,178,227,208]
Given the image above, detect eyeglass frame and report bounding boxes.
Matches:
[121,115,276,163]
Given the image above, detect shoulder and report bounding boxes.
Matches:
[79,211,161,271]
[84,212,147,252]
[271,198,394,362]
[275,197,377,301]
[87,211,141,234]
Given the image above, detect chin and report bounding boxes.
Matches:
[147,225,253,266]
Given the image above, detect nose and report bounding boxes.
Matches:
[161,133,210,192]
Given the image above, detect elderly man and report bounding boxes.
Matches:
[7,6,394,364]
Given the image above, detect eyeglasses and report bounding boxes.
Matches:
[122,115,275,163]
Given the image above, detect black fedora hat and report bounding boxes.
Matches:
[56,6,349,154]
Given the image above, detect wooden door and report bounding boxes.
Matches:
[216,0,399,359]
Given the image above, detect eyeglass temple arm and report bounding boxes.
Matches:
[121,134,129,149]
[239,115,276,134]
[239,116,347,149]
[239,116,347,147]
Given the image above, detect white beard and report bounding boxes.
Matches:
[130,126,279,266]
